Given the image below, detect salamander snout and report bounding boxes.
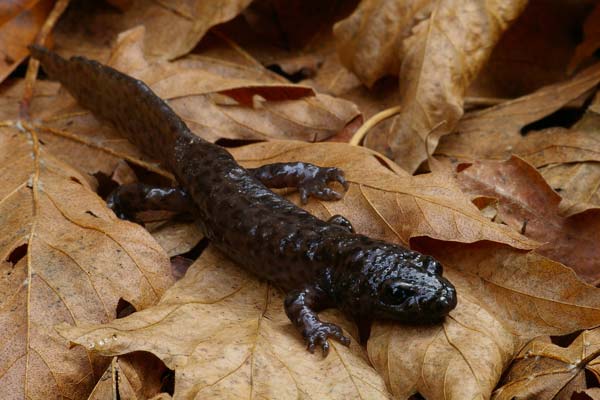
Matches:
[373,270,457,322]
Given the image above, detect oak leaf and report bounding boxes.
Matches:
[0,125,173,399]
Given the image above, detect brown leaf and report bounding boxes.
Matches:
[58,247,392,400]
[457,156,600,282]
[56,0,250,62]
[335,0,527,172]
[436,62,600,165]
[0,0,54,84]
[42,138,600,399]
[369,240,600,399]
[18,27,360,179]
[493,328,600,399]
[0,125,173,399]
[569,4,600,74]
[541,162,600,211]
[87,354,168,400]
[231,141,538,249]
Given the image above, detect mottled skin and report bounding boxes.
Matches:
[30,46,457,354]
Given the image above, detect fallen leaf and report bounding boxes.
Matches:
[493,328,600,400]
[0,0,54,84]
[335,0,527,172]
[436,61,600,165]
[58,247,392,400]
[470,0,593,99]
[148,220,204,258]
[18,27,360,179]
[457,155,600,282]
[56,139,544,400]
[231,141,538,250]
[569,4,600,74]
[0,125,173,399]
[541,162,600,211]
[56,0,252,61]
[369,239,600,399]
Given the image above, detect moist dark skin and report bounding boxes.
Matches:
[30,46,458,355]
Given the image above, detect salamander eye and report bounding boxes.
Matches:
[425,258,443,275]
[381,279,417,305]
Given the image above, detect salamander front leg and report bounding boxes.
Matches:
[107,183,197,221]
[249,162,349,204]
[327,215,354,233]
[284,285,351,355]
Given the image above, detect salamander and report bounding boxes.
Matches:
[29,45,457,354]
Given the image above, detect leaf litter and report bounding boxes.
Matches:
[3,1,600,399]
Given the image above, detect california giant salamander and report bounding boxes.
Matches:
[30,46,457,354]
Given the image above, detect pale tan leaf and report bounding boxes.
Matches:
[58,248,392,400]
[231,141,538,249]
[493,328,600,400]
[56,0,252,61]
[335,0,527,172]
[436,62,600,165]
[0,125,173,399]
[369,240,600,399]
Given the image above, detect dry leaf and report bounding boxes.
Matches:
[493,328,600,399]
[436,61,600,165]
[457,156,600,282]
[0,0,54,84]
[335,0,527,172]
[17,27,360,180]
[541,162,600,211]
[58,247,392,400]
[232,141,537,250]
[369,240,600,399]
[55,0,252,61]
[569,4,600,74]
[0,125,173,399]
[54,140,553,400]
[470,0,593,99]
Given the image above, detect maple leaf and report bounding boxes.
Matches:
[0,0,54,84]
[0,125,173,399]
[49,140,600,400]
[457,156,600,283]
[334,0,528,172]
[10,27,360,181]
[493,328,600,399]
[436,62,600,166]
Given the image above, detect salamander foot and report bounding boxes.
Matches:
[303,321,351,356]
[298,167,349,204]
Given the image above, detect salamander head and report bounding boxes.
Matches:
[337,247,457,323]
[372,253,456,322]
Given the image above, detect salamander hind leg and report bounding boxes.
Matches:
[249,162,349,204]
[284,285,350,356]
[107,183,197,221]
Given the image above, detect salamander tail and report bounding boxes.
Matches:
[29,45,197,167]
